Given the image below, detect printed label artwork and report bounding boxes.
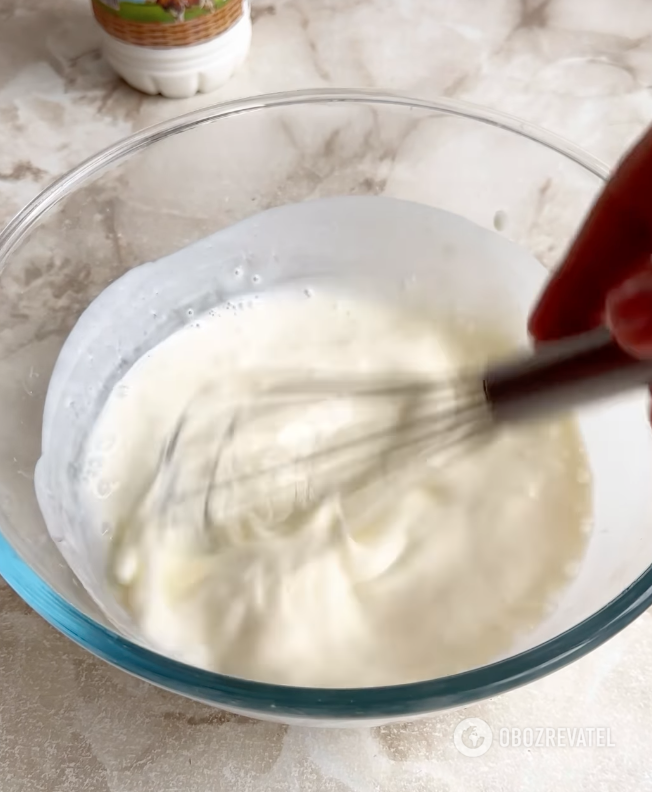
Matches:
[96,0,230,24]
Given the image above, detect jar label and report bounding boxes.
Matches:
[92,0,246,47]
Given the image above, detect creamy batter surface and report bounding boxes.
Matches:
[82,290,590,687]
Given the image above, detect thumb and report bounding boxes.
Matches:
[606,269,652,357]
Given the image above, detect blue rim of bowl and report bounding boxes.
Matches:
[1,88,650,720]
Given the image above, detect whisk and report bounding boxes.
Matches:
[127,324,652,542]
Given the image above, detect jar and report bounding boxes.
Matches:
[91,0,252,99]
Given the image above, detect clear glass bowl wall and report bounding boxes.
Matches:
[1,90,650,725]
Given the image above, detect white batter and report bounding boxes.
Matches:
[82,290,590,687]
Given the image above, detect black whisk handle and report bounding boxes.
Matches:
[483,326,652,423]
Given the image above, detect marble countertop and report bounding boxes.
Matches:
[2,0,652,790]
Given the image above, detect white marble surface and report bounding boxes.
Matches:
[2,0,652,790]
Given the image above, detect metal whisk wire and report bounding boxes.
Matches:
[129,325,652,544]
[132,371,490,540]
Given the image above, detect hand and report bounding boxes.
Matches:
[529,127,652,359]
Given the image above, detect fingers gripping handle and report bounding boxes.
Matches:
[484,327,652,424]
[529,126,652,342]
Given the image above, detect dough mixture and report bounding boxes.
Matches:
[82,290,591,687]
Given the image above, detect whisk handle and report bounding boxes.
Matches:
[483,326,652,423]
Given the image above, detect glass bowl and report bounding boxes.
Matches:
[1,89,651,727]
